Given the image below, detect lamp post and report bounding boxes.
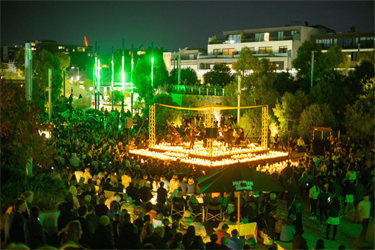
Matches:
[311,51,314,90]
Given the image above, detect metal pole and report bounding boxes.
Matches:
[111,53,114,110]
[178,48,181,85]
[237,76,241,125]
[63,68,66,98]
[98,57,101,110]
[25,43,32,101]
[48,69,52,120]
[122,50,125,111]
[131,44,134,114]
[311,51,314,89]
[25,43,33,176]
[94,55,97,109]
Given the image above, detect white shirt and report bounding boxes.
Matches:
[357,200,371,221]
[191,222,207,238]
[74,171,84,183]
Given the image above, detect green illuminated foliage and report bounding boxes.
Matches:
[202,63,235,87]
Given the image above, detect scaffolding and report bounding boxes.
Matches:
[149,104,155,147]
[261,105,268,149]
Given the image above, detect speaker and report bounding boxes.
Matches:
[288,121,293,131]
[206,128,218,139]
[126,118,133,128]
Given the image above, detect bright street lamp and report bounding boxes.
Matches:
[89,86,94,91]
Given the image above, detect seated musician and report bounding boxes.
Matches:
[235,128,245,145]
[168,123,180,146]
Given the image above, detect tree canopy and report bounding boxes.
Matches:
[202,63,235,87]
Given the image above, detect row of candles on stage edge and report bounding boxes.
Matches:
[129,148,289,168]
[151,141,266,157]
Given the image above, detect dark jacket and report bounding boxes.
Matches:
[58,210,76,231]
[95,204,109,218]
[206,241,221,249]
[24,219,47,249]
[5,211,27,244]
[292,234,308,250]
[86,213,99,231]
[92,225,115,249]
[76,217,93,247]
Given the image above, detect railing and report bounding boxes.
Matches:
[172,85,225,96]
[208,36,295,44]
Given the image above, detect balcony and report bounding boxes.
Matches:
[172,85,224,96]
[198,52,288,59]
[208,36,295,44]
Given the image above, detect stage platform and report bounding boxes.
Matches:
[129,141,289,167]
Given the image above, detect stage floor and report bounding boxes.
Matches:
[129,141,289,167]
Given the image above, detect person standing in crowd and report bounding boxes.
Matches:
[326,196,340,240]
[357,194,371,243]
[4,199,27,245]
[309,181,320,220]
[24,207,47,249]
[317,184,329,227]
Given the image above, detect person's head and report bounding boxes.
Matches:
[13,199,26,213]
[140,222,154,241]
[64,220,82,243]
[159,182,164,188]
[21,191,34,204]
[364,195,370,201]
[210,233,218,243]
[99,196,106,204]
[77,205,88,217]
[269,210,277,218]
[221,236,228,246]
[99,215,110,227]
[315,239,325,250]
[221,223,229,231]
[270,193,276,200]
[84,194,91,204]
[338,245,345,250]
[110,201,120,212]
[69,186,77,196]
[231,229,239,238]
[278,213,285,221]
[29,207,40,221]
[186,225,195,236]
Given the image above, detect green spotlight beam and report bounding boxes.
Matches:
[122,51,125,111]
[98,58,101,109]
[111,54,114,110]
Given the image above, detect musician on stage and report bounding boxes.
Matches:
[187,124,198,150]
[235,128,245,146]
[168,123,180,145]
[227,125,234,150]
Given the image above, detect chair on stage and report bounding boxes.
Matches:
[205,204,222,223]
[171,200,185,218]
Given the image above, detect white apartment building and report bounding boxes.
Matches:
[164,25,333,79]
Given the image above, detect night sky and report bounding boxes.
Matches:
[1,1,374,53]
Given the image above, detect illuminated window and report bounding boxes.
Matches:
[137,51,146,55]
[31,48,36,51]
[58,46,65,49]
[222,48,235,55]
[255,33,264,42]
[259,47,273,54]
[73,49,75,52]
[264,33,269,42]
[279,46,288,53]
[291,31,297,36]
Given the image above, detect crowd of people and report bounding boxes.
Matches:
[1,108,374,250]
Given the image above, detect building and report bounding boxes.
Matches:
[311,31,375,67]
[1,45,19,62]
[164,25,334,79]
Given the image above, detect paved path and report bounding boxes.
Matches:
[274,198,375,250]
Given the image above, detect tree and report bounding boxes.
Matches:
[83,79,93,91]
[274,90,309,138]
[272,72,298,96]
[32,50,63,114]
[239,109,262,138]
[320,44,350,73]
[297,103,335,140]
[202,63,235,87]
[108,90,123,104]
[234,47,258,78]
[54,52,71,70]
[293,40,322,92]
[170,67,198,85]
[14,48,63,114]
[344,78,374,138]
[132,55,169,101]
[357,48,375,66]
[0,78,54,171]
